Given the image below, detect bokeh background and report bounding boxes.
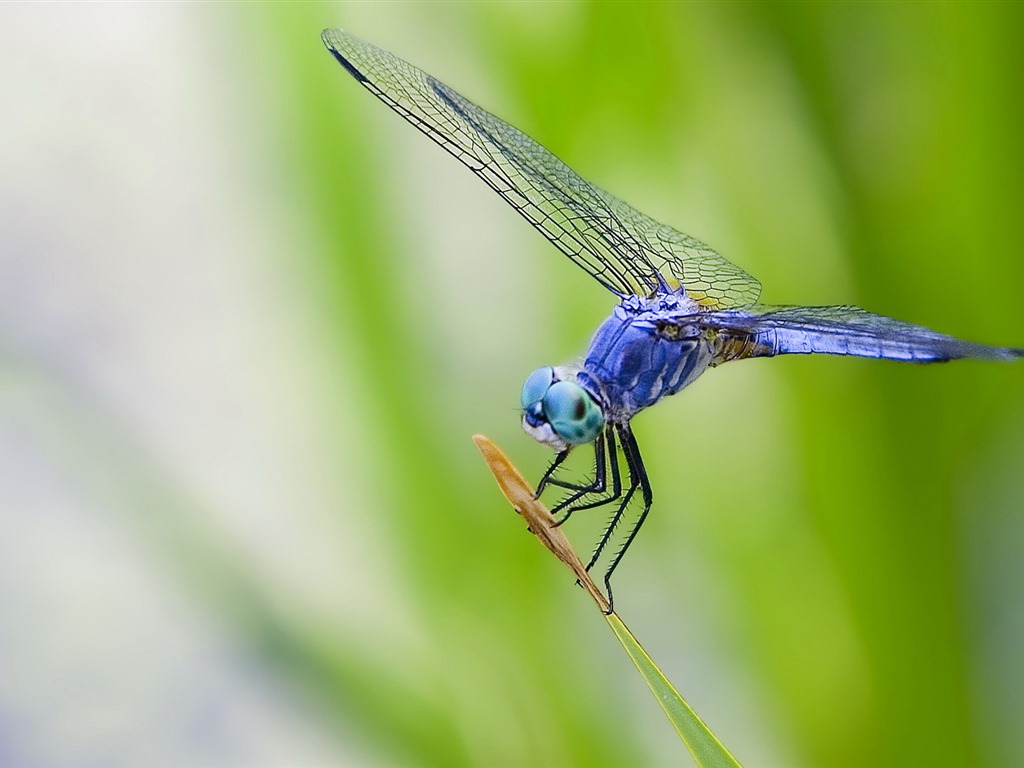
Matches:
[2,2,1022,766]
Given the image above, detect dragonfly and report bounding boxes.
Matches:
[322,28,1023,611]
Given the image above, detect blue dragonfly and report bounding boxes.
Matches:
[322,29,1022,610]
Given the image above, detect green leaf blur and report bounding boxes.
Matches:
[605,611,742,768]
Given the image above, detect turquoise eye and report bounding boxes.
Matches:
[543,381,604,445]
[521,366,555,409]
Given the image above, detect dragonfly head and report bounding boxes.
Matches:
[520,366,604,451]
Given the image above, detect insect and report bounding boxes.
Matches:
[322,28,1022,610]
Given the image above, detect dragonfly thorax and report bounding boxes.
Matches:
[581,295,715,421]
[519,294,716,452]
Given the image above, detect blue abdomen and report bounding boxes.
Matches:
[580,298,712,419]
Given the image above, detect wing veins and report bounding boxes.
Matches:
[323,28,762,307]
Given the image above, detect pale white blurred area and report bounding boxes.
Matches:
[0,4,402,765]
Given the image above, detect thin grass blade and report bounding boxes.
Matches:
[474,434,743,768]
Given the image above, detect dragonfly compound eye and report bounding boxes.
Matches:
[520,366,556,409]
[543,380,604,445]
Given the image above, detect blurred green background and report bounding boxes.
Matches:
[2,2,1022,766]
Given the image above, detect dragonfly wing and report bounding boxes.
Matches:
[699,305,1024,362]
[323,29,761,307]
[589,188,761,307]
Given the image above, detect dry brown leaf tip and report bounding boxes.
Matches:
[473,434,610,613]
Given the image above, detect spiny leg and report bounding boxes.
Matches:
[534,429,620,518]
[535,448,571,498]
[547,431,605,520]
[550,427,622,526]
[544,431,605,497]
[532,426,630,610]
[585,481,636,573]
[600,424,652,613]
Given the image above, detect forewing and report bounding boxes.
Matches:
[590,187,761,307]
[701,305,1024,362]
[322,29,761,307]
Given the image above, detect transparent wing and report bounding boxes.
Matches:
[322,28,761,307]
[699,305,1024,362]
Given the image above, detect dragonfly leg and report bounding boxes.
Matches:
[540,434,608,498]
[532,427,631,610]
[546,434,604,519]
[584,481,636,572]
[549,428,623,526]
[534,448,571,498]
[597,424,652,614]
